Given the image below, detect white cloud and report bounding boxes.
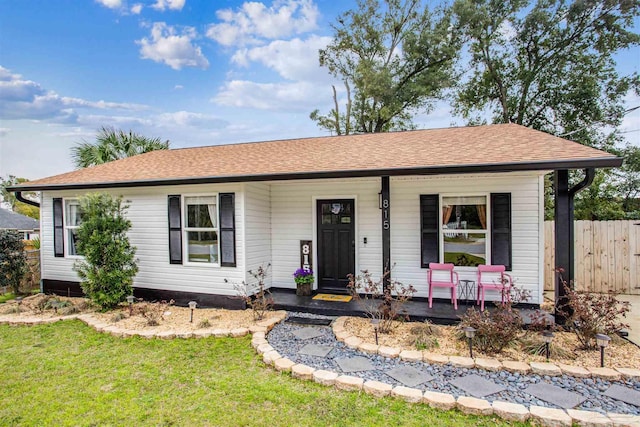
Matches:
[137,22,209,70]
[174,84,184,90]
[206,0,319,47]
[0,128,9,137]
[157,111,228,129]
[131,3,143,14]
[152,0,185,11]
[0,67,149,121]
[213,80,320,111]
[95,0,122,9]
[232,35,331,81]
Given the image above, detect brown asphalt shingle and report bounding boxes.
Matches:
[15,124,621,190]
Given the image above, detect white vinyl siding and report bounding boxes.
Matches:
[243,183,272,287]
[41,183,245,296]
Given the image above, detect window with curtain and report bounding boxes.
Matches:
[64,200,82,256]
[184,196,219,264]
[441,195,487,267]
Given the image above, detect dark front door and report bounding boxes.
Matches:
[317,199,355,292]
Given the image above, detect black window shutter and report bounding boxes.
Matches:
[219,193,236,267]
[491,193,512,270]
[168,195,182,264]
[420,194,439,268]
[53,198,64,257]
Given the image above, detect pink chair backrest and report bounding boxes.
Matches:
[428,263,455,282]
[477,264,506,284]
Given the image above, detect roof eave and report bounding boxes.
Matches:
[8,156,623,192]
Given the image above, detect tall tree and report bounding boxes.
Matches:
[452,0,639,149]
[71,126,170,169]
[311,0,462,134]
[0,176,39,220]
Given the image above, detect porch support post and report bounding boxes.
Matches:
[554,168,595,325]
[381,176,391,288]
[554,169,571,325]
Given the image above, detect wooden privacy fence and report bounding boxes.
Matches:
[544,221,640,294]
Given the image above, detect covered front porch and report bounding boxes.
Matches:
[270,288,545,325]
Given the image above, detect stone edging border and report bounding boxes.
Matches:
[0,311,287,339]
[252,316,640,427]
[3,312,640,426]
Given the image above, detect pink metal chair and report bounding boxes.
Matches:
[476,265,512,311]
[427,263,458,310]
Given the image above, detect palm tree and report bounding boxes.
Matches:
[71,127,170,169]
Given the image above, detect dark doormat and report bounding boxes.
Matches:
[286,316,333,326]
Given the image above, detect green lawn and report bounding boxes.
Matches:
[0,321,529,426]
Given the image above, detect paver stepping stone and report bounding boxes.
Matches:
[524,382,587,409]
[449,374,506,398]
[385,366,433,388]
[335,356,375,373]
[292,328,324,340]
[298,344,334,358]
[604,384,640,407]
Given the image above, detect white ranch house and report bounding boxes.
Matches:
[11,124,621,317]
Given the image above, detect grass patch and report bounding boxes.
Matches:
[444,252,485,266]
[0,321,529,426]
[0,293,15,304]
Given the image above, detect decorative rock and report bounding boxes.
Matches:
[530,362,562,376]
[502,360,531,374]
[558,364,591,378]
[139,330,158,339]
[262,350,281,365]
[449,356,475,369]
[230,327,249,337]
[251,337,268,349]
[357,342,380,354]
[378,346,401,359]
[155,331,176,339]
[192,330,212,338]
[177,332,193,339]
[475,358,502,371]
[291,364,316,381]
[492,400,530,422]
[335,375,364,391]
[457,396,493,416]
[566,409,612,427]
[588,367,621,381]
[332,325,346,335]
[423,391,456,410]
[274,358,295,372]
[333,317,347,328]
[257,343,274,354]
[363,380,393,398]
[399,350,423,362]
[423,352,449,364]
[391,386,423,403]
[313,370,339,386]
[249,325,268,334]
[343,336,363,348]
[607,412,640,427]
[615,367,640,380]
[211,329,229,337]
[334,330,350,341]
[529,405,572,427]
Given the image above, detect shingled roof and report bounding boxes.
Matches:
[0,208,39,231]
[13,124,622,191]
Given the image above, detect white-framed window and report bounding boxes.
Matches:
[440,195,489,267]
[64,199,82,257]
[183,195,219,265]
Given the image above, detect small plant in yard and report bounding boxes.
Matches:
[111,312,126,323]
[293,268,314,296]
[228,263,273,321]
[0,230,28,295]
[73,193,139,311]
[198,318,211,328]
[457,285,530,354]
[556,269,630,350]
[133,300,174,326]
[410,320,441,350]
[347,269,416,334]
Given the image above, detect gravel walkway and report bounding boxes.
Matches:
[267,312,640,416]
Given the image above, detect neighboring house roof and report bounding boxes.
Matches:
[12,124,622,191]
[0,208,39,231]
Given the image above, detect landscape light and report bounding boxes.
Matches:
[188,301,197,323]
[595,334,611,368]
[464,327,476,358]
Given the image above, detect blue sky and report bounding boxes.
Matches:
[0,0,638,180]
